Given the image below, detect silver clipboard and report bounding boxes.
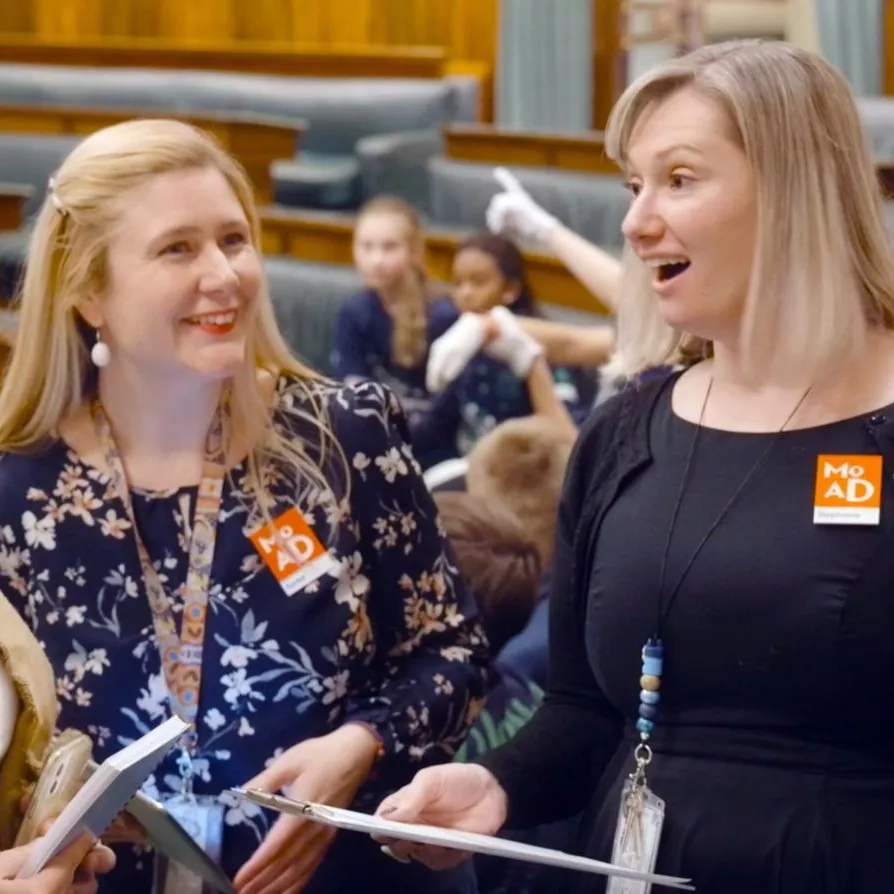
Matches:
[232,788,695,891]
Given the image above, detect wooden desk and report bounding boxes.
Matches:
[0,35,449,80]
[0,105,301,204]
[0,183,33,231]
[445,125,617,175]
[260,208,611,316]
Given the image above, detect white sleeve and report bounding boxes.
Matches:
[0,661,20,764]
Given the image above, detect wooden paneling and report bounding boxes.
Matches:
[0,184,32,232]
[0,106,302,203]
[445,125,619,175]
[1,1,499,63]
[260,208,611,316]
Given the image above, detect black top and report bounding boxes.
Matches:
[480,371,894,894]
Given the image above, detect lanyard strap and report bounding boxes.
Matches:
[91,398,228,730]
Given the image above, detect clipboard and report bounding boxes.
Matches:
[115,780,236,894]
[232,788,695,890]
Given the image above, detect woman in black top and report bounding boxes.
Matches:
[374,40,894,894]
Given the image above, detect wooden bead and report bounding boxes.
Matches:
[640,675,661,691]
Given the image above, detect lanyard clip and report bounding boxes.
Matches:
[177,746,197,799]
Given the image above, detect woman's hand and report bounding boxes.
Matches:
[486,168,559,246]
[233,724,380,894]
[373,764,509,871]
[0,833,116,894]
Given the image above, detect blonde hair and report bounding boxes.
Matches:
[355,195,429,369]
[605,39,894,384]
[0,118,342,513]
[466,416,574,568]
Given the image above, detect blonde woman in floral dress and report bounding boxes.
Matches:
[0,120,487,894]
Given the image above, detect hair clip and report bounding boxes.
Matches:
[47,176,68,216]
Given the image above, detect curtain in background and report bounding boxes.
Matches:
[496,0,593,131]
[815,0,883,95]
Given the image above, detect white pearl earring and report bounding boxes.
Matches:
[90,330,111,368]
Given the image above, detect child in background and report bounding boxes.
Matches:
[466,415,575,689]
[331,196,458,468]
[433,491,543,761]
[416,233,593,459]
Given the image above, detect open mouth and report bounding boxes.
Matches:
[656,261,691,282]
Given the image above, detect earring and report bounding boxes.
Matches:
[91,330,111,368]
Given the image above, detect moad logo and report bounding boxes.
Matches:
[256,524,317,570]
[821,461,876,503]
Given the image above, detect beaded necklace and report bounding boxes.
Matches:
[627,375,812,812]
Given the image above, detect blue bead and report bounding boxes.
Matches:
[642,656,663,677]
[644,640,664,658]
[636,718,654,735]
[638,704,658,720]
[640,690,660,705]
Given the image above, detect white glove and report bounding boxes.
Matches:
[485,306,544,380]
[485,167,559,245]
[426,313,487,393]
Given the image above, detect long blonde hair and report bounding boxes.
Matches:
[604,39,894,384]
[354,196,429,369]
[0,118,344,511]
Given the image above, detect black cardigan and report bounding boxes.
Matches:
[478,368,894,828]
[477,374,670,827]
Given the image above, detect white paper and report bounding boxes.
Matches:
[234,789,695,890]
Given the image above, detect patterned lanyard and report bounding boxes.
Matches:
[91,397,228,734]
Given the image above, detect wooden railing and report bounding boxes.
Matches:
[0,184,32,232]
[0,105,302,204]
[0,34,450,79]
[259,208,611,315]
[445,124,617,175]
[445,127,894,206]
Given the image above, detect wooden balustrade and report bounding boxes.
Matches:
[0,34,449,79]
[445,124,617,175]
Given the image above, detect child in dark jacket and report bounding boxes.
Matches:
[331,196,458,468]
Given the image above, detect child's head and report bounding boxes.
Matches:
[466,416,574,569]
[353,196,428,369]
[353,196,423,292]
[435,491,540,656]
[451,232,538,316]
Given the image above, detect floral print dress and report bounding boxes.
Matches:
[0,377,488,893]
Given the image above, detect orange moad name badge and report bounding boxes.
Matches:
[814,455,883,525]
[249,507,336,594]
